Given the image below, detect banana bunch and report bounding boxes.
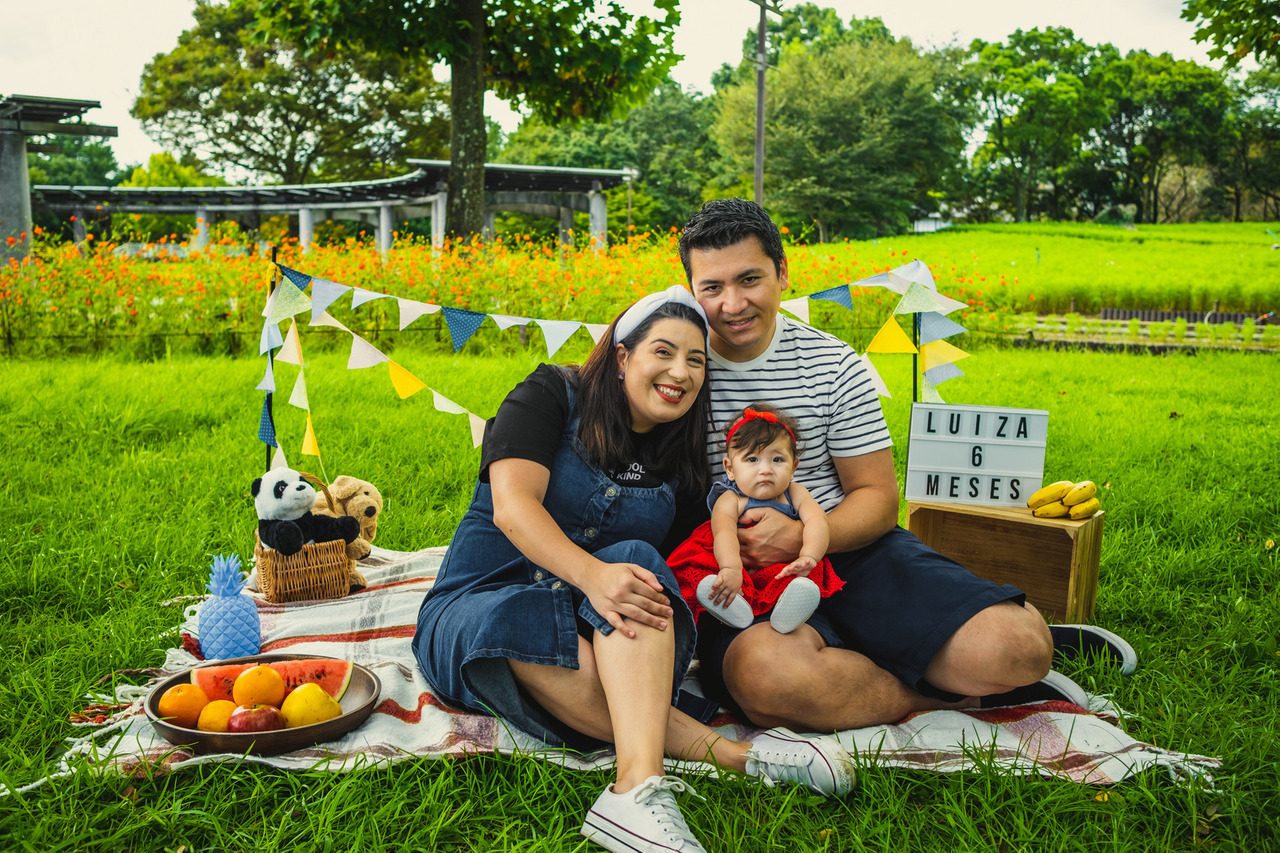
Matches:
[1027,481,1101,520]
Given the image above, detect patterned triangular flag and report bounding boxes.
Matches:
[921,339,970,371]
[468,413,487,448]
[893,282,940,315]
[279,265,312,291]
[288,369,309,410]
[919,311,968,345]
[535,319,581,357]
[348,333,389,369]
[388,360,427,399]
[431,389,467,415]
[264,278,313,324]
[310,278,351,324]
[442,307,487,352]
[859,353,892,398]
[271,445,289,470]
[257,395,277,447]
[779,296,811,324]
[301,413,320,457]
[924,362,965,385]
[865,316,918,354]
[259,319,284,355]
[255,357,276,393]
[585,323,610,344]
[351,287,391,310]
[808,284,853,311]
[398,298,440,330]
[921,376,946,403]
[276,320,303,365]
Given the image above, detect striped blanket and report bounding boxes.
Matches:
[22,546,1218,794]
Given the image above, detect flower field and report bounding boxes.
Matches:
[3,221,1278,357]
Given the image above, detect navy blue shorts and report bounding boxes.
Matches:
[696,526,1025,712]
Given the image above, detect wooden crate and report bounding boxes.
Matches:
[906,501,1105,623]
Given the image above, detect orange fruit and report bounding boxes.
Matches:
[232,664,286,708]
[196,699,238,733]
[157,683,210,729]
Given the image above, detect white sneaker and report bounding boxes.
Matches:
[695,575,753,629]
[581,776,707,853]
[770,577,821,634]
[744,727,856,797]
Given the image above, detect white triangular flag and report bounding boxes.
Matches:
[312,310,351,333]
[271,445,289,470]
[468,413,486,448]
[431,389,467,415]
[854,270,910,295]
[490,314,530,331]
[892,259,937,292]
[259,319,284,354]
[398,298,441,330]
[859,353,892,398]
[347,333,389,369]
[585,323,610,344]
[930,292,968,315]
[780,296,811,324]
[310,278,351,323]
[921,377,946,403]
[536,319,581,357]
[276,321,303,365]
[351,287,391,310]
[288,369,309,410]
[255,358,276,392]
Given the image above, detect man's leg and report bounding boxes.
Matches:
[921,599,1053,697]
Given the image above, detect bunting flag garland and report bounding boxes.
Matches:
[442,306,488,352]
[301,413,320,458]
[808,284,854,311]
[398,298,440,330]
[264,276,313,323]
[779,296,811,323]
[865,316,918,354]
[257,395,277,447]
[584,323,610,344]
[924,362,965,385]
[278,265,312,291]
[276,320,303,365]
[919,311,969,345]
[256,357,276,393]
[859,352,892,398]
[893,282,944,316]
[351,287,391,310]
[348,335,389,369]
[921,339,971,372]
[311,278,352,323]
[535,319,581,358]
[388,360,428,399]
[259,319,284,355]
[271,445,289,470]
[288,369,309,410]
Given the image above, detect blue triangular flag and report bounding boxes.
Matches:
[257,395,277,447]
[442,307,487,352]
[918,311,968,345]
[279,265,312,291]
[259,319,284,355]
[808,284,853,311]
[924,362,965,385]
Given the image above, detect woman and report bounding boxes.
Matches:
[413,287,853,853]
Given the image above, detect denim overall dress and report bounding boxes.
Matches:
[412,369,700,750]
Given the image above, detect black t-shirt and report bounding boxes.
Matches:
[479,363,665,489]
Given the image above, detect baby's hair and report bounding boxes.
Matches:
[724,402,802,458]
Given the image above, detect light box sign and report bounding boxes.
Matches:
[905,403,1049,507]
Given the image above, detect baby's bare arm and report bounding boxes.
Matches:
[776,483,830,578]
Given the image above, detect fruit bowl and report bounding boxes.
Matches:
[144,653,381,756]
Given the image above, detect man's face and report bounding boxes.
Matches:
[687,236,789,362]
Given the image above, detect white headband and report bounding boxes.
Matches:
[613,285,709,345]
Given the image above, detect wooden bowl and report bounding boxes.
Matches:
[144,653,381,756]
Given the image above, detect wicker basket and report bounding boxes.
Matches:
[254,474,355,603]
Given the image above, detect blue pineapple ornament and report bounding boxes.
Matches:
[198,554,261,659]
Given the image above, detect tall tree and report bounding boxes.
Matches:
[248,0,680,238]
[1182,0,1280,67]
[712,37,965,240]
[132,0,450,184]
[1217,63,1280,218]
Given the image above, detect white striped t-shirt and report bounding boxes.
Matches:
[706,314,893,511]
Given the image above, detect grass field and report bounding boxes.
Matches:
[1,342,1276,851]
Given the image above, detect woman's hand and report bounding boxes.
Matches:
[578,560,674,639]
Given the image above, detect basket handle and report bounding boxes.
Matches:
[297,471,337,513]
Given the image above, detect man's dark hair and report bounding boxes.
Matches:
[678,198,786,283]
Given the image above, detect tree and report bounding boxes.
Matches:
[1216,63,1280,218]
[132,0,450,185]
[1182,0,1280,67]
[712,37,966,240]
[247,0,680,238]
[27,136,124,187]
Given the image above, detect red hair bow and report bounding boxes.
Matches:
[726,408,795,447]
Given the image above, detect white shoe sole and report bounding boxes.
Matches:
[696,575,753,629]
[1050,623,1138,675]
[770,577,820,634]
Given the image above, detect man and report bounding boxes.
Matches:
[668,198,1135,730]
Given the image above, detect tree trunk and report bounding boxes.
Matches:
[447,0,487,240]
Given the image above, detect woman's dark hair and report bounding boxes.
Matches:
[723,402,802,459]
[574,301,711,495]
[678,198,786,282]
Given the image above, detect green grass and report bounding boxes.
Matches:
[1,344,1277,851]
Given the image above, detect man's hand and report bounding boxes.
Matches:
[736,506,804,568]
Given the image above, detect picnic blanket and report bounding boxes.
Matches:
[11,546,1219,795]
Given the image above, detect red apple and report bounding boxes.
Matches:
[227,704,285,733]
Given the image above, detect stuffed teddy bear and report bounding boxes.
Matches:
[311,475,383,563]
[252,468,360,559]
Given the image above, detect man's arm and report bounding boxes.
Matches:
[737,448,899,564]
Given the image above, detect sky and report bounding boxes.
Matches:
[1,0,1227,171]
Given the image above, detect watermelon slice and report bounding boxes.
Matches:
[191,659,353,703]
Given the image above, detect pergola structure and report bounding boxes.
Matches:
[30,157,635,253]
[1,95,117,263]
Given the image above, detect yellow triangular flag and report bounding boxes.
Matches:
[301,413,320,457]
[865,316,918,354]
[388,360,427,399]
[921,339,971,372]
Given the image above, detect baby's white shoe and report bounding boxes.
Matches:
[770,577,820,634]
[695,575,754,629]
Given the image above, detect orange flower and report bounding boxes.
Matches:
[4,236,14,246]
[781,226,790,234]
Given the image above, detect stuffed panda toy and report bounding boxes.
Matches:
[252,468,360,556]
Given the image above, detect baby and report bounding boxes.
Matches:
[668,404,844,633]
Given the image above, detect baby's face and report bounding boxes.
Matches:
[724,436,798,501]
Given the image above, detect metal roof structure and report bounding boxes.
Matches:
[0,94,117,138]
[407,159,633,194]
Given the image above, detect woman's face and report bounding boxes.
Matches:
[615,318,707,433]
